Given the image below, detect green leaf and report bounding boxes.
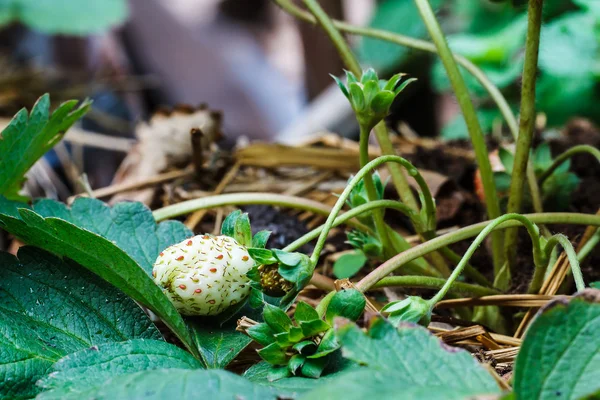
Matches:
[533,143,553,171]
[0,0,129,35]
[326,289,366,324]
[331,74,350,99]
[248,323,276,346]
[258,343,288,365]
[514,290,600,400]
[221,209,241,238]
[263,303,293,334]
[303,318,500,399]
[301,357,328,379]
[294,302,320,323]
[37,339,202,399]
[308,329,340,359]
[273,251,313,290]
[289,354,306,374]
[0,247,161,399]
[498,147,515,174]
[369,90,395,116]
[0,95,90,200]
[32,197,193,275]
[383,73,405,92]
[248,248,277,265]
[0,205,197,356]
[361,68,378,83]
[252,230,272,249]
[494,171,512,194]
[38,369,280,400]
[333,251,367,279]
[381,296,432,326]
[591,282,600,289]
[362,80,380,107]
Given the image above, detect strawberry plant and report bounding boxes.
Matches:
[1,0,600,399]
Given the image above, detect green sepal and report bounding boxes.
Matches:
[263,303,293,334]
[267,365,291,381]
[294,301,320,323]
[235,212,252,247]
[345,70,358,83]
[363,80,380,106]
[308,328,340,359]
[252,230,271,249]
[221,210,241,238]
[370,90,395,115]
[326,289,366,324]
[293,340,317,356]
[331,74,349,99]
[247,322,276,346]
[300,319,331,338]
[382,296,432,327]
[361,67,378,83]
[288,354,306,375]
[349,82,366,112]
[289,326,304,342]
[394,77,417,96]
[247,248,277,265]
[301,357,328,379]
[274,331,293,347]
[383,72,406,92]
[257,343,288,365]
[273,250,314,291]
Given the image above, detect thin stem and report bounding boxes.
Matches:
[372,276,500,297]
[539,144,600,183]
[504,0,544,276]
[309,155,435,265]
[152,192,367,231]
[544,234,585,292]
[413,0,503,272]
[301,0,419,212]
[356,212,600,292]
[427,214,542,306]
[272,0,545,215]
[577,228,600,264]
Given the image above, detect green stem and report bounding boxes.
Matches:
[503,0,544,277]
[358,126,395,259]
[152,192,366,231]
[272,0,545,215]
[301,0,419,213]
[539,144,600,183]
[355,212,600,292]
[578,228,600,264]
[544,234,585,292]
[413,0,503,272]
[309,155,436,265]
[372,276,500,297]
[427,214,542,306]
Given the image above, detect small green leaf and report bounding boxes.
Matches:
[494,171,512,193]
[258,343,288,365]
[382,296,431,326]
[533,142,553,171]
[263,303,293,334]
[345,70,358,83]
[247,323,276,346]
[289,326,304,342]
[333,251,368,279]
[0,95,91,200]
[272,249,304,266]
[363,80,380,106]
[274,332,294,347]
[252,230,272,249]
[300,319,331,337]
[383,73,406,92]
[248,248,277,265]
[221,209,241,238]
[498,147,515,174]
[234,212,253,247]
[294,302,320,323]
[276,252,314,290]
[370,90,395,115]
[326,289,366,324]
[348,82,366,112]
[393,77,417,96]
[514,290,600,400]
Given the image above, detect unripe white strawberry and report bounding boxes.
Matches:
[153,234,254,316]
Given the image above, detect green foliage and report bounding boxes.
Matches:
[513,290,600,400]
[221,210,255,247]
[302,318,500,399]
[325,289,366,324]
[333,69,416,130]
[0,247,162,399]
[37,340,202,399]
[0,198,197,355]
[0,0,129,35]
[493,144,581,210]
[246,302,340,380]
[381,296,432,326]
[333,251,368,279]
[0,94,90,201]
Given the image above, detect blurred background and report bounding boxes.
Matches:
[0,0,598,191]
